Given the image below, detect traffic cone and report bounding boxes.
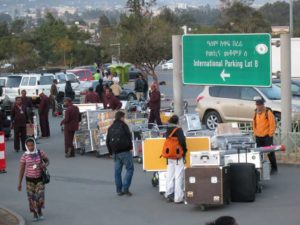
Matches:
[0,131,6,173]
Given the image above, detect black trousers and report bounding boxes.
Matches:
[256,136,278,171]
[148,109,162,126]
[14,126,26,151]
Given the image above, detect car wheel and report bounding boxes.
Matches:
[128,93,136,101]
[203,111,222,130]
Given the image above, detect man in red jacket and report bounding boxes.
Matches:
[11,97,30,152]
[39,92,50,138]
[85,87,100,103]
[60,97,80,158]
[103,88,122,111]
[148,84,162,125]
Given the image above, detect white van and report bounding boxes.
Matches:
[0,76,8,102]
[19,74,43,103]
[4,75,23,102]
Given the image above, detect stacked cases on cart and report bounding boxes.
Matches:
[185,151,230,210]
[74,109,115,156]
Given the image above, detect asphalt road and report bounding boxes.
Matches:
[1,116,300,225]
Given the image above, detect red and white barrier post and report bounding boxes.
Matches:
[0,131,6,173]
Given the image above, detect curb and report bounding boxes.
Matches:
[0,206,25,225]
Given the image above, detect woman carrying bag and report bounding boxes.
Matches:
[18,137,49,221]
[161,115,187,204]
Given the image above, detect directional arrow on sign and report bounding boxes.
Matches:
[220,69,231,81]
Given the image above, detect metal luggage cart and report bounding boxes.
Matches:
[74,129,109,157]
[73,109,114,157]
[131,123,161,163]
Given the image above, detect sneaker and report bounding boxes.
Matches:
[39,215,45,220]
[32,216,39,222]
[124,191,132,196]
[117,192,124,196]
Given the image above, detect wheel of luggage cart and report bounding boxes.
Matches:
[95,151,101,158]
[256,182,263,193]
[151,172,159,187]
[80,148,85,156]
[199,204,206,211]
[137,157,143,164]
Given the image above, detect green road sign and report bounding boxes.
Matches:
[182,34,271,87]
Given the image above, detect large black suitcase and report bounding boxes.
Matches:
[230,163,256,202]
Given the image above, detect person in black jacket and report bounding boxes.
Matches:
[106,111,134,196]
[95,78,104,102]
[65,81,74,100]
[134,75,146,101]
[165,115,187,204]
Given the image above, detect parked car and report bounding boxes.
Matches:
[196,85,300,130]
[74,65,97,74]
[4,75,23,102]
[39,73,80,96]
[273,78,300,97]
[128,66,143,80]
[67,69,94,81]
[76,80,137,101]
[162,59,173,70]
[0,76,8,101]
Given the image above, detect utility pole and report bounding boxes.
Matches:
[172,35,183,117]
[280,34,292,146]
[290,0,294,37]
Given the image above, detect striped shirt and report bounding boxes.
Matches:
[20,150,47,178]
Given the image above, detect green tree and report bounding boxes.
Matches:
[259,1,289,26]
[119,15,180,82]
[218,2,271,33]
[126,0,156,17]
[10,19,26,34]
[0,22,9,37]
[99,15,110,28]
[11,39,40,72]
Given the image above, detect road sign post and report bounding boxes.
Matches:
[182,34,272,87]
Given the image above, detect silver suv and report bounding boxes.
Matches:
[196,85,300,130]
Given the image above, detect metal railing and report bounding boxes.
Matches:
[237,121,300,163]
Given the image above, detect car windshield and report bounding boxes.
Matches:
[258,85,281,100]
[6,76,22,87]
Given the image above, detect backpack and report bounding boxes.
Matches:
[108,123,131,153]
[254,107,274,127]
[161,128,184,160]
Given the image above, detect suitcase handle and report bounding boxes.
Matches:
[200,155,209,160]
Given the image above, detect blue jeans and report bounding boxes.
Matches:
[114,151,134,193]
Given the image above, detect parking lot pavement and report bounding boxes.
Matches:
[1,116,300,225]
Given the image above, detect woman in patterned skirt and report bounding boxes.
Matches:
[18,137,49,221]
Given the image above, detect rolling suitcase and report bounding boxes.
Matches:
[185,166,230,210]
[229,149,257,202]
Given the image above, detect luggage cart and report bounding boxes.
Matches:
[131,123,160,163]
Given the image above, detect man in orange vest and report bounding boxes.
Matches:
[253,98,277,173]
